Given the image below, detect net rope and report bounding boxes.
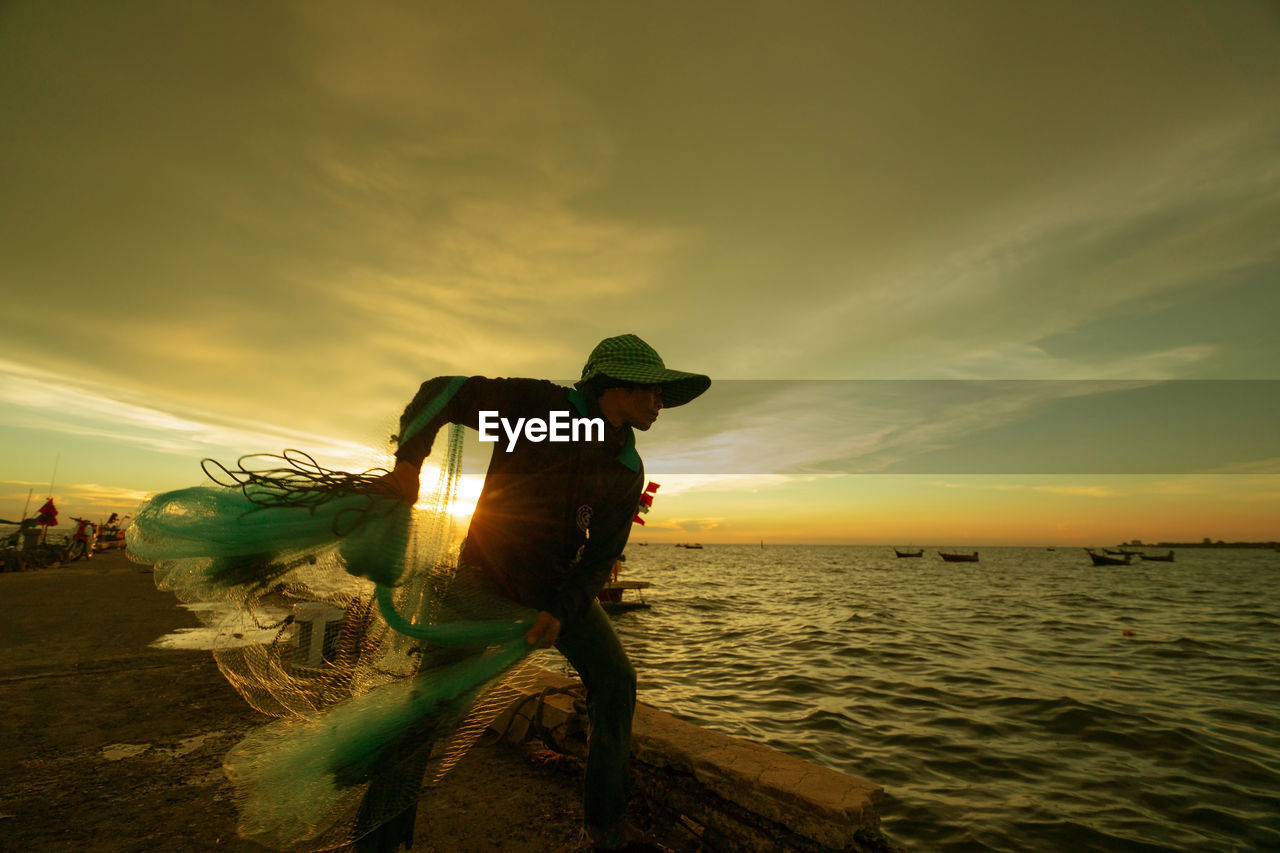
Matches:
[127,425,541,850]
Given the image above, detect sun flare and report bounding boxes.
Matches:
[412,468,483,522]
[447,475,483,520]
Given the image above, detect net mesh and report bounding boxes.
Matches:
[126,425,542,850]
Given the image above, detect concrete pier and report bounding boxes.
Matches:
[492,671,893,852]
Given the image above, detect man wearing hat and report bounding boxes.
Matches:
[381,334,710,851]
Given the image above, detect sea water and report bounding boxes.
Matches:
[598,545,1280,851]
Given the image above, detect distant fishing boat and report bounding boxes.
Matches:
[1139,551,1175,562]
[1086,548,1132,566]
[894,548,924,558]
[938,551,979,563]
[676,543,703,549]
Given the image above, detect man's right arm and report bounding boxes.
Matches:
[384,375,484,502]
[393,376,472,466]
[393,375,566,465]
[381,458,424,503]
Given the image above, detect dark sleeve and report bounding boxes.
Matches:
[394,376,561,465]
[547,468,644,626]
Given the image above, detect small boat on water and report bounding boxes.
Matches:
[893,548,924,558]
[1086,548,1132,566]
[938,551,979,562]
[1139,551,1175,562]
[597,579,652,612]
[676,543,703,549]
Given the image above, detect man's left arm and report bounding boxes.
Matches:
[546,473,644,630]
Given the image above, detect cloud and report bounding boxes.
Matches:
[642,378,1280,476]
[653,517,725,534]
[56,483,153,512]
[931,481,1120,498]
[1,2,1277,535]
[640,474,821,497]
[1201,457,1280,475]
[792,119,1280,381]
[641,379,1143,475]
[0,360,383,472]
[0,1,687,444]
[918,344,1220,382]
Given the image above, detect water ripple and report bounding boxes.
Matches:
[606,544,1280,851]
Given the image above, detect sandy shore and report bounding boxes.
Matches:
[0,550,591,852]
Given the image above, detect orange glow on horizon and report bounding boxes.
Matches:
[635,475,1280,546]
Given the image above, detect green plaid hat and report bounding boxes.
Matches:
[576,334,711,407]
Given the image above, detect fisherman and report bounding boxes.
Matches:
[378,334,710,852]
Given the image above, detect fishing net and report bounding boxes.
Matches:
[127,425,542,850]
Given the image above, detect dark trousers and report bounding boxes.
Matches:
[354,579,637,849]
[555,599,638,839]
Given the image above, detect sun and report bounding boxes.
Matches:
[438,474,482,521]
[407,465,483,521]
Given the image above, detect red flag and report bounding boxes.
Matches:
[36,498,58,527]
[632,481,660,525]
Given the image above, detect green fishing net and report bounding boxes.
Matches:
[127,425,541,850]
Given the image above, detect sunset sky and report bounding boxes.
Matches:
[2,1,1277,545]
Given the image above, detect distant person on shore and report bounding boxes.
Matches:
[373,334,710,852]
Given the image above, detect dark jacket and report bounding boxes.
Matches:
[395,376,643,627]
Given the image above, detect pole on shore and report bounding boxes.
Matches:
[40,454,59,545]
[48,453,59,497]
